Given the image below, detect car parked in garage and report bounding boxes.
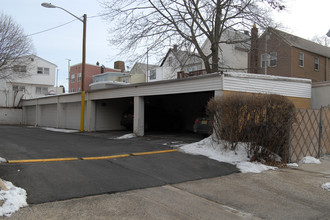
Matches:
[193,116,213,136]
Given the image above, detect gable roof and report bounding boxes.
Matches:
[160,48,203,67]
[268,27,330,58]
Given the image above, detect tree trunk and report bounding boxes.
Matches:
[211,42,219,73]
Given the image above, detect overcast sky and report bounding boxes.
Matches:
[2,0,330,90]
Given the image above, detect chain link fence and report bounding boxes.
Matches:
[290,107,330,162]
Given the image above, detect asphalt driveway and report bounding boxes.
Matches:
[0,125,238,204]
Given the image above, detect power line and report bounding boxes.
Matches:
[26,19,77,37]
[25,13,108,37]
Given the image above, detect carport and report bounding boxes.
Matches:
[21,72,311,136]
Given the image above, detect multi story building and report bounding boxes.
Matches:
[69,62,122,92]
[0,55,56,107]
[249,26,330,82]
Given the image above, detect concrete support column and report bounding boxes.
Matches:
[35,101,41,127]
[86,96,96,132]
[214,90,224,97]
[134,96,144,136]
[56,96,62,128]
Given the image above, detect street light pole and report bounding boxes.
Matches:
[42,3,86,132]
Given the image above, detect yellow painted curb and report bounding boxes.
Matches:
[131,149,178,156]
[81,154,130,160]
[7,157,79,163]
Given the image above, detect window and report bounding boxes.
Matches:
[299,52,304,67]
[149,69,156,80]
[77,73,82,82]
[168,57,173,66]
[71,74,75,83]
[270,52,277,67]
[315,57,319,71]
[77,87,81,92]
[13,65,27,72]
[70,88,75,93]
[261,54,268,68]
[36,87,48,95]
[187,66,198,73]
[12,85,25,92]
[37,67,50,75]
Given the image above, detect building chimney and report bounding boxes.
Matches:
[249,24,258,73]
[173,44,178,52]
[114,61,125,72]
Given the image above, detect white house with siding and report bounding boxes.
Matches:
[0,55,56,107]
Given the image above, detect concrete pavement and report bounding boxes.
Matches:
[3,156,330,220]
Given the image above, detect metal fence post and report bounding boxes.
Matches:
[318,107,323,158]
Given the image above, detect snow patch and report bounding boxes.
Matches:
[321,182,330,191]
[300,156,321,164]
[287,163,299,168]
[114,133,136,139]
[43,127,79,133]
[0,180,27,217]
[180,136,277,173]
[0,158,6,163]
[163,141,186,148]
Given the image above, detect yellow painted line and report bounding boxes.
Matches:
[81,154,130,160]
[7,157,79,163]
[131,149,178,156]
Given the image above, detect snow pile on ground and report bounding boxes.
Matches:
[321,183,330,192]
[300,156,321,164]
[114,133,136,139]
[0,158,6,163]
[0,180,27,217]
[287,163,299,168]
[180,136,277,173]
[43,127,79,133]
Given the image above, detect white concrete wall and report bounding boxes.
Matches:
[0,108,23,125]
[312,82,330,109]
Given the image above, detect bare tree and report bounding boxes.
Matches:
[311,35,330,47]
[101,0,285,73]
[0,12,33,80]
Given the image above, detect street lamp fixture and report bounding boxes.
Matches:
[42,2,87,132]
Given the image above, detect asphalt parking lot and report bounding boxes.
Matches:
[0,125,238,204]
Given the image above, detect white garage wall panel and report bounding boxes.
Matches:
[24,106,36,125]
[61,102,83,130]
[39,104,57,127]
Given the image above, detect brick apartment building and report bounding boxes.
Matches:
[69,62,124,92]
[249,26,330,82]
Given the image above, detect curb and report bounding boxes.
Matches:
[0,179,8,191]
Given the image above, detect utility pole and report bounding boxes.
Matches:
[66,58,71,93]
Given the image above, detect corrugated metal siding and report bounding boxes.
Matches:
[224,75,311,98]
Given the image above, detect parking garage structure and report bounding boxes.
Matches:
[21,72,311,136]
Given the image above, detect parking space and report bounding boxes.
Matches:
[0,125,238,204]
